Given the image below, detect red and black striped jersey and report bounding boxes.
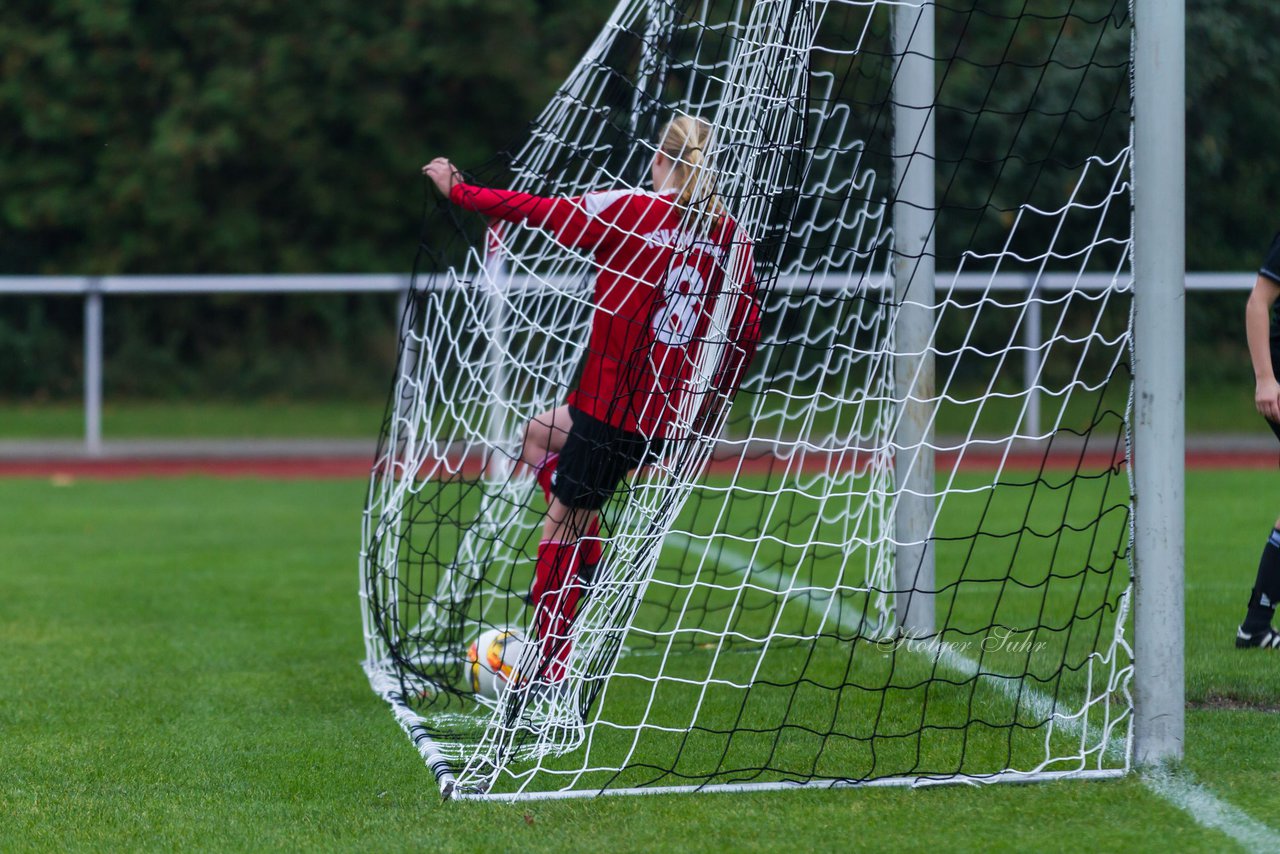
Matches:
[451,183,759,439]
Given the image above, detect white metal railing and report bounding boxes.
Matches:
[0,271,1256,455]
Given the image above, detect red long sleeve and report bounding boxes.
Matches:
[450,183,605,250]
[450,184,557,223]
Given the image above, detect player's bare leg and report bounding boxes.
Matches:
[522,405,575,507]
[521,405,572,469]
[543,496,595,543]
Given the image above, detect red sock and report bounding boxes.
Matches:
[530,540,585,682]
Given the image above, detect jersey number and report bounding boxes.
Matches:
[653,263,704,346]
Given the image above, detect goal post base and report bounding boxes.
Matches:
[364,664,460,794]
[449,768,1130,803]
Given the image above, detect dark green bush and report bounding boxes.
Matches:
[0,1,1274,399]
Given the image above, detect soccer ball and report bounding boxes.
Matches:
[466,628,526,699]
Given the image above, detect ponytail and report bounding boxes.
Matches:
[658,116,726,235]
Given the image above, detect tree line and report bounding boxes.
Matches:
[0,0,1274,398]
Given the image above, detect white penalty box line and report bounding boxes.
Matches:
[659,536,1280,851]
[663,532,1117,750]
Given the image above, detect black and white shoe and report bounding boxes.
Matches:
[1235,625,1280,649]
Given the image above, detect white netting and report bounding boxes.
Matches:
[361,0,1133,799]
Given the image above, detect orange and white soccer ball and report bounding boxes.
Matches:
[466,628,526,699]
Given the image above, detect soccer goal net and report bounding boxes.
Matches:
[362,0,1134,799]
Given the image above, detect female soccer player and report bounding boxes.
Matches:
[423,116,760,680]
[1239,232,1280,649]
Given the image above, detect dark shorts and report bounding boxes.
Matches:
[550,407,659,510]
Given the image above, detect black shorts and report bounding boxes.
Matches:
[550,407,659,510]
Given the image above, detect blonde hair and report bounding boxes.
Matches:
[658,116,725,233]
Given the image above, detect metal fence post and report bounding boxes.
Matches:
[84,279,104,457]
[484,226,513,481]
[1023,274,1042,437]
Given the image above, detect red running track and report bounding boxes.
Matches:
[0,448,1270,480]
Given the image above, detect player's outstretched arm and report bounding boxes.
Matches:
[421,156,608,248]
[1246,274,1280,421]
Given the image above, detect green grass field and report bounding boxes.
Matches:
[0,399,389,440]
[1,471,1278,851]
[0,380,1268,441]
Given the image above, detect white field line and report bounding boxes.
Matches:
[664,535,1280,847]
[1143,769,1278,853]
[660,537,1280,845]
[665,533,868,637]
[665,533,1113,750]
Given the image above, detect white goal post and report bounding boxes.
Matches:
[1131,0,1185,766]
